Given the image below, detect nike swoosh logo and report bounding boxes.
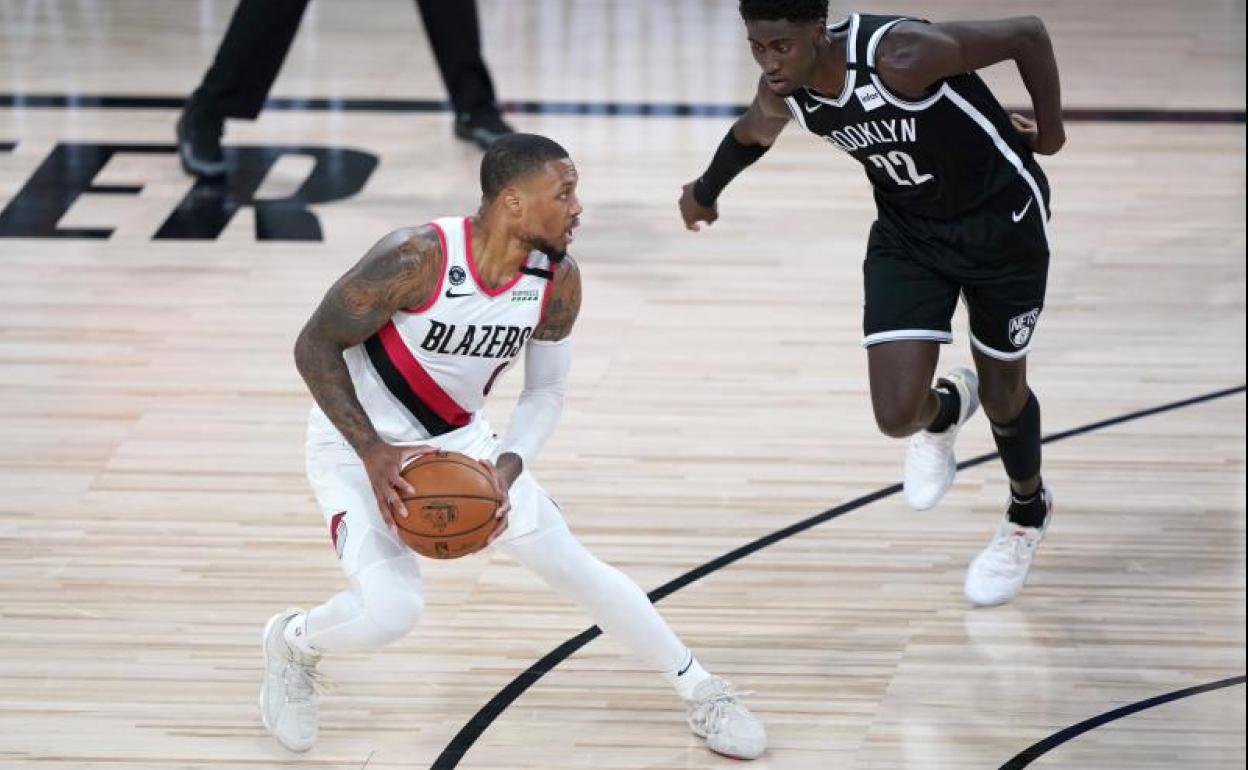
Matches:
[677,658,693,676]
[803,101,822,113]
[1011,197,1034,223]
[444,289,474,299]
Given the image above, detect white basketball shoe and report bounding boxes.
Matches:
[904,367,980,510]
[259,608,324,752]
[685,676,767,760]
[964,488,1054,607]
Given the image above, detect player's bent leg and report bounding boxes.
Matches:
[260,539,424,751]
[260,432,427,752]
[868,341,980,510]
[867,340,942,438]
[964,349,1052,606]
[308,547,425,650]
[495,490,767,760]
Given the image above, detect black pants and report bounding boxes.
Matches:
[192,0,498,119]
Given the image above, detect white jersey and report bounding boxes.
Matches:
[339,216,555,444]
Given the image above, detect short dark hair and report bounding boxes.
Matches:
[739,0,827,24]
[480,133,570,200]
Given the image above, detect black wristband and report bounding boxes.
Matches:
[693,129,770,207]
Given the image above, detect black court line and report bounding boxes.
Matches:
[1000,675,1248,769]
[0,94,1244,124]
[432,384,1247,769]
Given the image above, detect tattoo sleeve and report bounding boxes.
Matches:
[532,257,582,342]
[293,226,443,452]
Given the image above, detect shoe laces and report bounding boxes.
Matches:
[691,681,754,731]
[985,525,1039,572]
[285,655,330,704]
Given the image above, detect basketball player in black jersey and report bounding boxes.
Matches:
[678,0,1064,606]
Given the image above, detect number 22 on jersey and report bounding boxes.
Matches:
[867,150,934,187]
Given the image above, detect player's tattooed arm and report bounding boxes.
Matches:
[294,226,443,453]
[532,257,582,342]
[878,17,1065,154]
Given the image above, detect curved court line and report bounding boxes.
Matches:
[433,384,1247,768]
[999,675,1247,769]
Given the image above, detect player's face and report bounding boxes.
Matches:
[516,158,582,261]
[746,19,825,96]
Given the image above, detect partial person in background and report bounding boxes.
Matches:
[177,0,513,177]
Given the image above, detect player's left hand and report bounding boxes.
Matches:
[477,458,513,544]
[1010,113,1065,155]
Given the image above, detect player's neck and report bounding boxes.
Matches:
[469,213,527,288]
[806,32,848,98]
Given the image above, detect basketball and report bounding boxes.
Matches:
[396,451,501,559]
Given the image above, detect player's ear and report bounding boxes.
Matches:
[811,20,826,46]
[501,187,523,218]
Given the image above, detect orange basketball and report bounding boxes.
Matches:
[396,451,501,559]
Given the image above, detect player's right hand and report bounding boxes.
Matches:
[679,181,719,231]
[1011,112,1065,156]
[358,441,438,531]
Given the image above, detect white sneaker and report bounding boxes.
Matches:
[259,608,324,752]
[904,367,980,510]
[965,488,1053,607]
[685,676,767,760]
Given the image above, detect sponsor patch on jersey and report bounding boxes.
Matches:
[449,265,467,286]
[511,288,540,303]
[329,511,348,558]
[1008,308,1041,348]
[854,84,886,112]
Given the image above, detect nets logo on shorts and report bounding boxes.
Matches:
[1008,308,1040,348]
[330,511,348,558]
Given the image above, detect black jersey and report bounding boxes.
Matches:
[783,14,1049,220]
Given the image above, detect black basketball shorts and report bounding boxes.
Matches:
[862,171,1051,361]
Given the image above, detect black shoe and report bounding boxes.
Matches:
[176,103,227,178]
[453,109,515,150]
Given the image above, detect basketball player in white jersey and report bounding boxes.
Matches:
[259,133,766,759]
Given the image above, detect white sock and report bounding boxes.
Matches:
[664,649,712,700]
[283,611,319,656]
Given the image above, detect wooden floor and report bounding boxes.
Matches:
[0,1,1244,768]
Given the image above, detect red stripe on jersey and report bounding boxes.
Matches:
[464,217,524,297]
[538,262,556,324]
[376,321,472,427]
[402,221,448,314]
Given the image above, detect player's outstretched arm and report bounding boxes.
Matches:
[494,257,581,489]
[679,76,791,231]
[294,226,443,523]
[876,17,1065,155]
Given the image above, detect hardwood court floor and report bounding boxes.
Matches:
[0,1,1244,768]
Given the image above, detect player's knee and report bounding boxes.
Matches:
[534,543,597,589]
[873,399,924,438]
[358,558,425,643]
[364,585,424,643]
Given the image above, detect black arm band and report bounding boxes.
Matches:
[692,129,770,207]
